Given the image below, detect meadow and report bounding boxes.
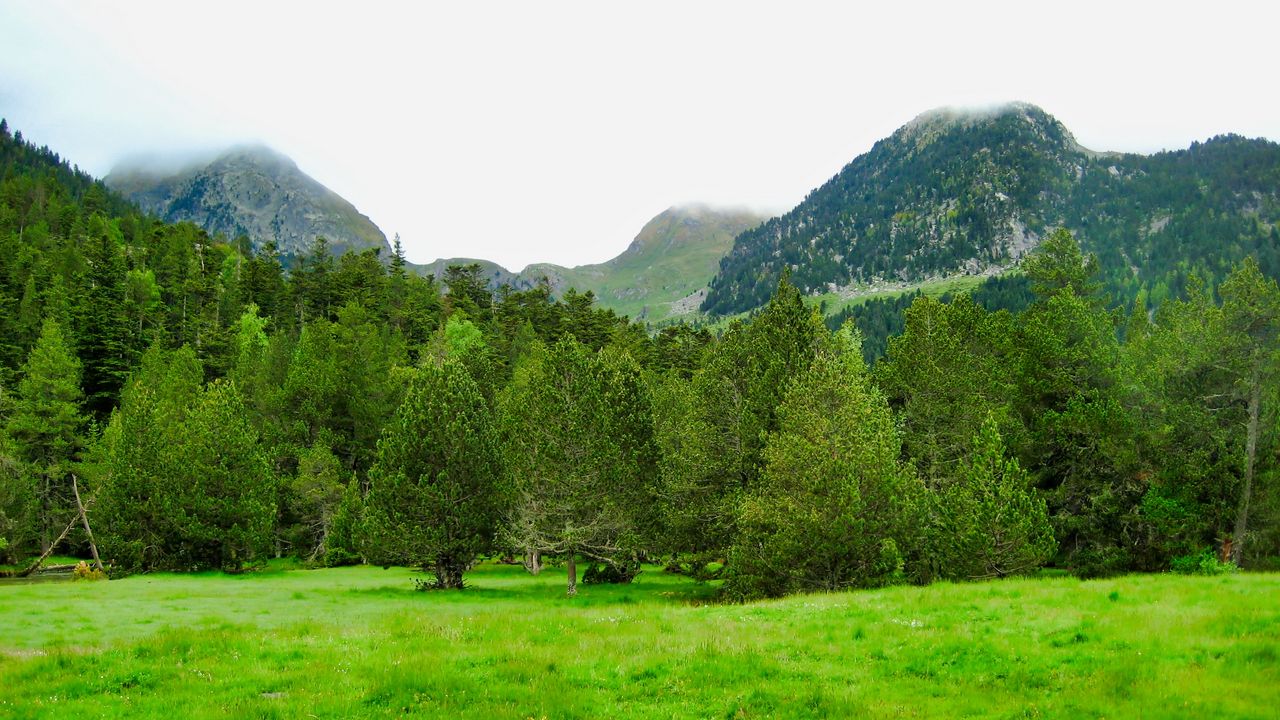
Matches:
[1,563,1277,719]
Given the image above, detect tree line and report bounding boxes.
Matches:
[1,120,1278,598]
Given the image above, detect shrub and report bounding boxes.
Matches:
[583,559,641,585]
[72,561,107,581]
[1170,550,1237,575]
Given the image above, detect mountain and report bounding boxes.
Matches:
[703,103,1280,315]
[106,145,391,260]
[419,205,767,323]
[412,257,523,289]
[521,204,767,321]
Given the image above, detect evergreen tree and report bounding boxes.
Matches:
[285,442,347,563]
[501,339,656,595]
[930,414,1056,580]
[324,476,365,567]
[364,361,503,589]
[1217,259,1279,563]
[77,216,131,417]
[726,329,924,598]
[0,389,37,562]
[671,273,827,568]
[876,294,1022,485]
[94,345,203,573]
[7,320,83,549]
[179,379,277,571]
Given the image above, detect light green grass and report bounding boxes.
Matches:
[1,564,1277,718]
[814,273,995,317]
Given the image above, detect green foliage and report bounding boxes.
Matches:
[876,295,1022,484]
[582,559,642,585]
[501,338,659,594]
[285,442,346,563]
[323,477,364,567]
[929,414,1056,580]
[0,393,36,562]
[363,360,503,589]
[726,329,925,598]
[1022,227,1104,301]
[7,320,84,545]
[1169,550,1239,575]
[96,349,276,573]
[0,118,1277,592]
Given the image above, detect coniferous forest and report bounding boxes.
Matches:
[2,120,1278,600]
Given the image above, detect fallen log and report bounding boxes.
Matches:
[16,514,80,578]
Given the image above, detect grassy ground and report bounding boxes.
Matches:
[1,563,1277,718]
[814,273,995,318]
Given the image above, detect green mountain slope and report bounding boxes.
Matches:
[106,145,391,260]
[704,103,1280,315]
[520,204,767,322]
[418,205,767,323]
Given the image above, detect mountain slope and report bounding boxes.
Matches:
[106,145,390,260]
[418,205,767,322]
[704,103,1280,314]
[521,204,766,321]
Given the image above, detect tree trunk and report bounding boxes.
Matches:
[71,475,103,573]
[18,512,79,578]
[566,554,577,596]
[434,561,464,589]
[524,549,542,575]
[1231,371,1261,565]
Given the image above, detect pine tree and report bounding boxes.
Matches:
[180,379,277,571]
[931,414,1056,580]
[94,345,203,573]
[77,216,131,418]
[0,388,37,562]
[876,294,1024,485]
[726,329,924,598]
[501,339,656,595]
[1217,258,1280,563]
[364,360,504,589]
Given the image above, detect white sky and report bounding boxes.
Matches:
[2,1,1277,270]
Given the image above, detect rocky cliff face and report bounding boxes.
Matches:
[106,145,390,260]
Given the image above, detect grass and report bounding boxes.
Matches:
[1,563,1277,718]
[0,555,81,573]
[813,272,996,318]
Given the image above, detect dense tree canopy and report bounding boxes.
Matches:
[0,119,1277,599]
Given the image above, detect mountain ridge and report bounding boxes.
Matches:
[417,204,768,322]
[703,102,1280,314]
[106,145,391,260]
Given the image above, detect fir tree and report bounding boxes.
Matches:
[7,320,84,549]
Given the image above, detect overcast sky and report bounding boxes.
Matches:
[2,1,1277,270]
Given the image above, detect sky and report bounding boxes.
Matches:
[2,1,1278,270]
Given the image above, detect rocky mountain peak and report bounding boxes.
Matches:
[106,145,389,260]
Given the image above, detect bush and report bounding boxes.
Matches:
[583,560,641,585]
[72,561,107,581]
[1170,550,1237,576]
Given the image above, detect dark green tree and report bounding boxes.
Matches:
[501,339,657,594]
[726,329,924,598]
[7,320,83,549]
[930,414,1056,580]
[363,361,504,589]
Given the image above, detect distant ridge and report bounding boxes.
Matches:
[703,102,1280,314]
[107,145,391,260]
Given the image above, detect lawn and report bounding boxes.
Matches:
[0,563,1277,718]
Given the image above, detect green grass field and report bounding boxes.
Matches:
[1,563,1277,718]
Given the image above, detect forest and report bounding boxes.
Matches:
[1,119,1278,600]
